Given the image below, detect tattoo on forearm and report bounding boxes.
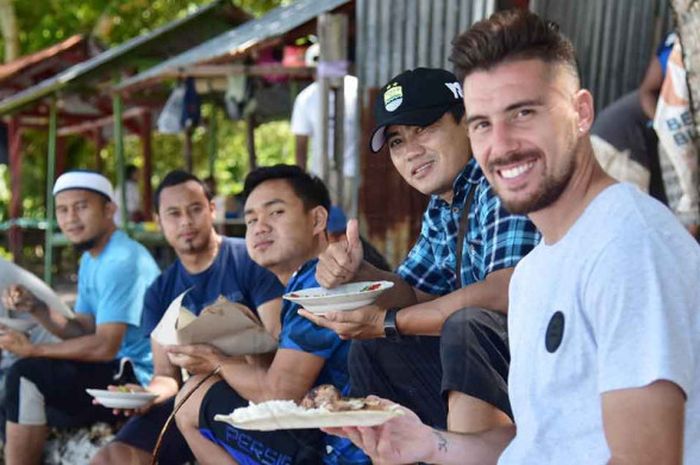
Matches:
[433,431,448,453]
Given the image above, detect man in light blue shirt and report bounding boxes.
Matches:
[0,170,159,465]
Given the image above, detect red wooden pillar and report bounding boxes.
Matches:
[8,117,22,220]
[8,116,23,261]
[140,110,153,218]
[55,136,67,176]
[93,128,104,172]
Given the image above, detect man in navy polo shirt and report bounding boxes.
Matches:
[91,170,283,465]
[172,165,367,465]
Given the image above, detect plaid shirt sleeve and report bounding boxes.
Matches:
[397,209,454,296]
[470,179,540,282]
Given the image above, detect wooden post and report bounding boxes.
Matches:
[184,126,194,173]
[141,110,153,218]
[208,104,218,177]
[318,13,349,208]
[113,91,127,229]
[245,114,257,171]
[44,98,57,284]
[55,136,66,177]
[8,117,21,220]
[93,128,104,172]
[8,116,22,261]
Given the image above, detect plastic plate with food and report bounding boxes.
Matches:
[215,385,403,431]
[86,388,157,409]
[283,281,394,314]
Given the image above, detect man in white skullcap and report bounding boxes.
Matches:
[0,170,160,465]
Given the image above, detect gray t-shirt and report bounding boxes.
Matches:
[501,183,700,464]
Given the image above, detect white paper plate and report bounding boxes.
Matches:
[215,406,403,431]
[283,281,394,314]
[86,389,157,409]
[0,317,36,333]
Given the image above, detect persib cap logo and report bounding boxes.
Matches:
[384,83,403,112]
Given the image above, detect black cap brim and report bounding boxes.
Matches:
[369,104,453,153]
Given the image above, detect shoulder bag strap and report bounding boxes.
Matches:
[455,184,477,289]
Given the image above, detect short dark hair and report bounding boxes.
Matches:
[450,9,578,83]
[243,164,330,213]
[446,102,465,124]
[154,170,212,212]
[126,164,138,178]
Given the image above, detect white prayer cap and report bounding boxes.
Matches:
[52,170,115,202]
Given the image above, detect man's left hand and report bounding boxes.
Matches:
[165,344,223,374]
[0,328,34,357]
[298,305,386,340]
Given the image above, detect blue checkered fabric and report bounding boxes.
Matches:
[398,158,540,295]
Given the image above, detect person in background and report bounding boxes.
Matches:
[0,171,159,465]
[114,164,144,223]
[291,43,359,216]
[639,32,676,120]
[203,176,227,230]
[0,260,58,440]
[91,170,283,465]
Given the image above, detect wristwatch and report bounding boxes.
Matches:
[383,307,402,342]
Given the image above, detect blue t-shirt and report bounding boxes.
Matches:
[141,237,284,336]
[279,259,369,465]
[74,230,160,385]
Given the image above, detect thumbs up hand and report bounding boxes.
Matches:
[316,218,365,288]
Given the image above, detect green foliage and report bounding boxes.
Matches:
[5,0,291,61]
[0,164,10,222]
[0,0,295,221]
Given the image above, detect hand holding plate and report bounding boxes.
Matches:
[95,384,154,416]
[323,398,436,465]
[299,304,386,340]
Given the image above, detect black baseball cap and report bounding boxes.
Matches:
[370,68,464,153]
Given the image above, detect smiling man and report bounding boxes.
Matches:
[0,170,159,465]
[91,170,283,465]
[306,68,539,433]
[327,9,700,465]
[172,165,367,465]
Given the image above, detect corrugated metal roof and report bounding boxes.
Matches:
[0,35,87,84]
[357,0,495,88]
[116,0,352,93]
[356,0,495,266]
[0,0,250,116]
[531,0,673,111]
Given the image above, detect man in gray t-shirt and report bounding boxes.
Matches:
[327,10,700,465]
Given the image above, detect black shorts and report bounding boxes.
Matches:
[348,336,447,428]
[198,380,324,465]
[440,307,511,419]
[114,398,194,465]
[4,357,136,427]
[348,307,511,426]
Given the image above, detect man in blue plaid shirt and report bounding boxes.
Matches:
[302,68,539,435]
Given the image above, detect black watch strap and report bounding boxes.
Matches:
[383,307,402,342]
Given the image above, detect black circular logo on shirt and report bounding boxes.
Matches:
[545,311,565,353]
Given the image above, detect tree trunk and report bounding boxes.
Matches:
[0,0,19,62]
